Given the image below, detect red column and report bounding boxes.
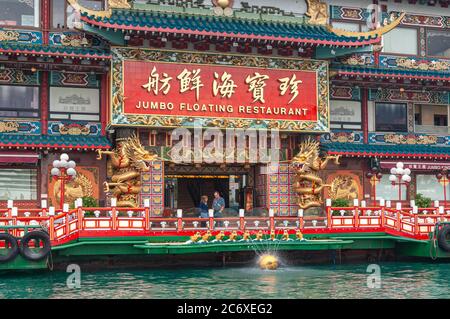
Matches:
[361,88,369,144]
[41,0,50,45]
[101,73,108,135]
[40,72,49,135]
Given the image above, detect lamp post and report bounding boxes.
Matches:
[366,167,382,204]
[436,169,450,205]
[51,153,77,209]
[389,162,411,202]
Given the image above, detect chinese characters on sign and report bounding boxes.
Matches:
[123,61,318,122]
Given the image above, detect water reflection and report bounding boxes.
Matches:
[1,262,450,299]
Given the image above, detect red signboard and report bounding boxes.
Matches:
[122,60,318,122]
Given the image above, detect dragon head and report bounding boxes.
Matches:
[291,138,320,173]
[123,134,159,171]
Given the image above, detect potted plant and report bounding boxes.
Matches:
[80,196,98,217]
[331,198,351,216]
[415,193,432,213]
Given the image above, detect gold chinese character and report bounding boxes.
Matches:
[213,72,237,99]
[278,74,303,104]
[177,68,204,101]
[245,72,269,103]
[142,66,172,95]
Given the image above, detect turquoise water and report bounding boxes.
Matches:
[0,262,449,299]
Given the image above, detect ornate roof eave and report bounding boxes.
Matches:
[323,143,450,160]
[333,65,450,83]
[0,134,111,151]
[0,44,111,60]
[79,15,381,47]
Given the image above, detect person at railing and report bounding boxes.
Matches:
[198,195,209,227]
[213,191,225,227]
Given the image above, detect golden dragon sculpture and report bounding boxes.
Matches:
[97,134,158,207]
[291,139,341,210]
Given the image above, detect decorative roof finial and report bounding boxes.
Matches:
[212,0,234,17]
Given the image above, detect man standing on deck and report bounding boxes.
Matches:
[212,191,225,226]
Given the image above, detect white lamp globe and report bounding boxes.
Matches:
[67,160,76,169]
[396,162,404,169]
[403,175,411,183]
[52,160,61,168]
[51,168,60,176]
[404,168,411,175]
[389,175,397,182]
[60,153,69,161]
[390,167,397,175]
[67,168,77,176]
[59,159,68,168]
[396,168,404,175]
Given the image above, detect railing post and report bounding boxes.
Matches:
[11,207,18,237]
[326,199,331,230]
[439,206,445,223]
[396,202,402,231]
[269,209,275,232]
[412,205,419,235]
[144,199,150,231]
[7,200,13,218]
[49,208,55,241]
[41,199,47,217]
[380,198,385,229]
[298,209,304,230]
[353,199,359,229]
[63,203,69,236]
[111,197,117,231]
[177,209,183,232]
[239,209,245,231]
[75,198,83,232]
[208,209,214,231]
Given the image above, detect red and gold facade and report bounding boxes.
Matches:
[1,0,449,213]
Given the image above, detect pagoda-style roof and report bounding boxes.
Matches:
[0,42,111,60]
[323,143,450,159]
[0,134,111,151]
[78,8,381,47]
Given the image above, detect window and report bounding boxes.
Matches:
[0,169,37,201]
[382,27,418,55]
[49,87,100,121]
[0,0,40,27]
[376,175,407,201]
[52,0,67,29]
[415,104,448,133]
[416,175,448,201]
[434,114,447,127]
[375,103,407,132]
[427,30,450,58]
[0,85,39,118]
[330,100,362,129]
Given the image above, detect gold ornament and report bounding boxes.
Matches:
[291,138,341,210]
[305,0,328,25]
[329,176,359,201]
[0,121,19,133]
[97,134,159,207]
[108,0,131,9]
[0,31,19,42]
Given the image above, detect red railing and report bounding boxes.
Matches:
[1,203,448,246]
